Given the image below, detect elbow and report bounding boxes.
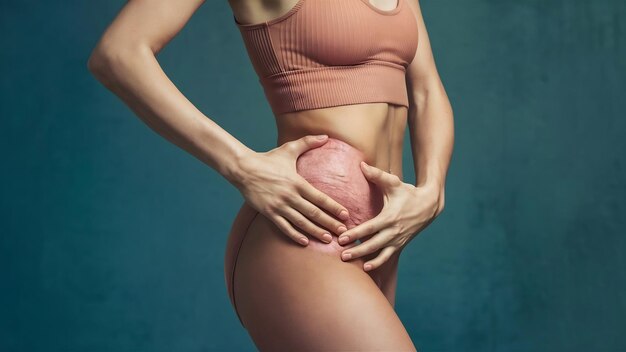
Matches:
[86,40,148,81]
[87,45,120,82]
[87,49,106,77]
[87,37,116,77]
[436,196,445,217]
[434,188,446,218]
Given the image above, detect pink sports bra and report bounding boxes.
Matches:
[233,0,419,115]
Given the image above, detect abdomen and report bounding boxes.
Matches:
[276,102,408,177]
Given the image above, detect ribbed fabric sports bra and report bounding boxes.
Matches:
[233,0,419,115]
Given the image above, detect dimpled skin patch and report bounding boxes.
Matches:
[296,137,384,251]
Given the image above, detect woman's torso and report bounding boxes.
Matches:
[229,0,410,181]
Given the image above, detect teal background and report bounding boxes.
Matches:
[1,0,624,351]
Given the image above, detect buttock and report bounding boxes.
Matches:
[224,137,400,327]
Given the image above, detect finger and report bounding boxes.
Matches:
[360,161,402,188]
[337,213,390,245]
[284,134,329,157]
[340,229,392,261]
[363,246,397,272]
[277,206,333,244]
[287,196,348,236]
[270,214,310,246]
[297,180,350,222]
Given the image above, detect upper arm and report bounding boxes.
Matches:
[90,0,206,58]
[404,0,444,97]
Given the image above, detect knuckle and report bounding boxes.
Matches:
[293,178,305,190]
[318,213,337,227]
[309,191,323,205]
[262,204,274,215]
[277,189,291,201]
[273,199,286,211]
[293,217,307,229]
[383,245,395,255]
[283,142,296,154]
[378,215,390,228]
[318,194,332,208]
[383,213,398,227]
[308,207,321,219]
[363,244,376,254]
[355,243,368,253]
[310,189,326,203]
[296,179,310,194]
[274,195,285,205]
[332,202,344,213]
[295,178,309,192]
[283,195,296,208]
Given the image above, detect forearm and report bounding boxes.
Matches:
[87,44,251,186]
[407,78,455,192]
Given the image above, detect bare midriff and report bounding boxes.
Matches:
[277,102,408,243]
[276,102,407,181]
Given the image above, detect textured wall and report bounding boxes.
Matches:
[1,0,624,351]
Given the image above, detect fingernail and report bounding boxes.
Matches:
[339,210,349,220]
[364,263,372,271]
[338,236,349,244]
[342,252,352,261]
[299,237,309,245]
[322,233,332,243]
[337,225,347,234]
[316,134,328,140]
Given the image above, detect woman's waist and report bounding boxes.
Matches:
[275,103,407,178]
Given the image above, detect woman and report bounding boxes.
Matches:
[88,0,454,350]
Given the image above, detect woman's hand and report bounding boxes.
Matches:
[234,134,351,246]
[337,161,445,271]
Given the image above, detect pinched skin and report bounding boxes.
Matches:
[296,137,384,252]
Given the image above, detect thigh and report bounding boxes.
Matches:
[234,213,416,351]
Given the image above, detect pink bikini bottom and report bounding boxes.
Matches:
[223,137,400,327]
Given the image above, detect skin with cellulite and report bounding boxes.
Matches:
[296,137,383,243]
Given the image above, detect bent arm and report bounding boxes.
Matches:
[404,0,455,214]
[87,0,251,187]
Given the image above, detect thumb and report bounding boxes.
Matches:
[360,161,401,187]
[286,134,329,156]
